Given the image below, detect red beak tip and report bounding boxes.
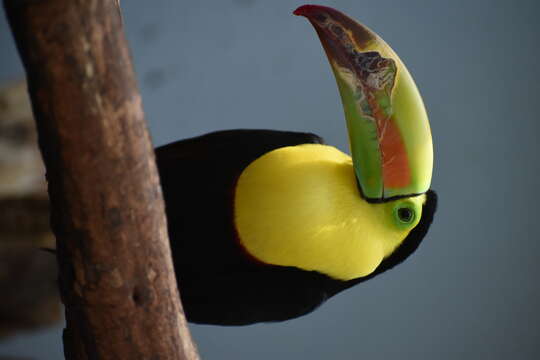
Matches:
[293,5,306,16]
[293,4,318,17]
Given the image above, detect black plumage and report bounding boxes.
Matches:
[156,129,437,325]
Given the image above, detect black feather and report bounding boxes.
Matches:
[156,129,437,325]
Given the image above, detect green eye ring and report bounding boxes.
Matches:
[393,202,417,228]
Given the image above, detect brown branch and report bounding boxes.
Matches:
[3,1,199,359]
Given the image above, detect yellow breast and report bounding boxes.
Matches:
[234,144,425,281]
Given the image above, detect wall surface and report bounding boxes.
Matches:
[1,0,539,359]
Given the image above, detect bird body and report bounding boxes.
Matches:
[157,130,333,325]
[156,130,436,325]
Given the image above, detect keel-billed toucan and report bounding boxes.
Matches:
[156,5,437,325]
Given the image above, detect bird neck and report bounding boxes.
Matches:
[234,144,414,281]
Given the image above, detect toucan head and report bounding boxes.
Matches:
[234,5,436,282]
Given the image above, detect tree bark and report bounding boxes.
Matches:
[3,1,200,359]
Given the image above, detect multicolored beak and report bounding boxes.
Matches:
[294,5,433,202]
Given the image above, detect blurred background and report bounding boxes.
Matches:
[1,0,539,359]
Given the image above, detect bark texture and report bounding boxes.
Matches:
[4,1,199,359]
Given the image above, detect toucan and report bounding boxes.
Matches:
[156,4,437,325]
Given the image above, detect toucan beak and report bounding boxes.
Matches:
[294,5,433,202]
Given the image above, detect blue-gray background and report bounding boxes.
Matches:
[1,0,539,359]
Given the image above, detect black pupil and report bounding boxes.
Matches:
[398,207,413,222]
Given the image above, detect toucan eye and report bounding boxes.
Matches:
[391,199,423,230]
[396,206,415,224]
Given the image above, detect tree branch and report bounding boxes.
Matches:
[3,0,199,358]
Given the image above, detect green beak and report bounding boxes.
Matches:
[295,5,433,201]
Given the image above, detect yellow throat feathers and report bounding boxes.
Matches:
[234,144,425,281]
